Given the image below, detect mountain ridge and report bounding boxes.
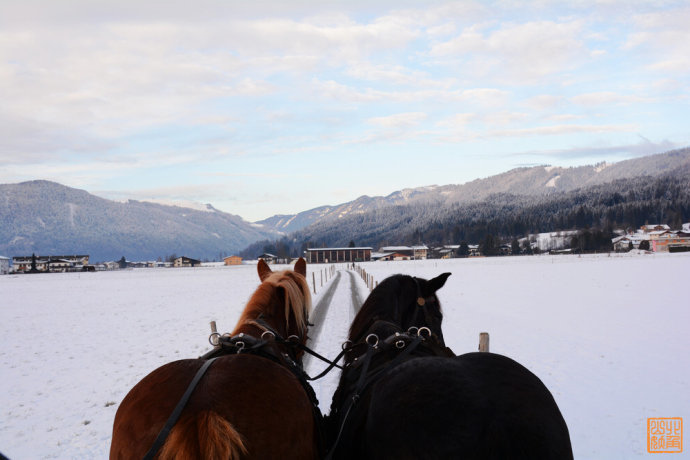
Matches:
[0,180,280,262]
[2,148,688,261]
[256,148,690,234]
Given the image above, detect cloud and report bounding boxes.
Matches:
[367,112,427,128]
[624,6,690,76]
[429,20,587,83]
[510,138,681,161]
[489,123,636,138]
[570,92,653,107]
[313,78,510,106]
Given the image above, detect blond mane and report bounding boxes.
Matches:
[233,269,312,336]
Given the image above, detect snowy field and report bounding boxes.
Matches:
[1,253,688,459]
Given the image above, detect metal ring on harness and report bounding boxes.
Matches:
[235,340,245,351]
[261,330,276,341]
[287,334,301,343]
[417,327,431,338]
[395,340,406,349]
[365,334,379,348]
[208,332,221,346]
[407,326,419,335]
[342,340,353,351]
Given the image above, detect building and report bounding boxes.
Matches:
[0,256,9,275]
[12,255,90,272]
[651,231,690,253]
[173,256,201,268]
[640,224,671,233]
[224,255,243,266]
[305,247,372,264]
[612,234,649,251]
[258,253,278,264]
[379,245,428,260]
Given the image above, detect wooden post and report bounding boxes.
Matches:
[210,321,219,347]
[312,272,316,294]
[479,332,490,352]
[320,270,323,287]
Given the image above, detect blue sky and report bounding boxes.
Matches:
[1,0,688,221]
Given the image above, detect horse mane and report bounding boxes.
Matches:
[233,269,312,336]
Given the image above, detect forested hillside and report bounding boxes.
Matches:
[0,181,280,261]
[242,172,690,258]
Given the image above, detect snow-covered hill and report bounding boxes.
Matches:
[256,148,690,234]
[0,180,281,262]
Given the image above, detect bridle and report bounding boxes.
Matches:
[326,277,452,459]
[142,314,340,460]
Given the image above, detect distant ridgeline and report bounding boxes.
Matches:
[2,148,689,262]
[242,149,690,258]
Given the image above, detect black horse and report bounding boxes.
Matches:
[327,273,573,460]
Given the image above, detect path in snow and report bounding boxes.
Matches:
[302,271,343,371]
[303,270,368,412]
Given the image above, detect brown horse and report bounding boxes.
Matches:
[110,258,320,459]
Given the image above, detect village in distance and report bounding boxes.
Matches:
[2,222,689,275]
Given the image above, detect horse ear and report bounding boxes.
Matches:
[429,272,451,293]
[294,257,307,277]
[258,259,272,281]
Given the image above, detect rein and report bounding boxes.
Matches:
[142,316,341,460]
[326,279,452,459]
[326,326,448,459]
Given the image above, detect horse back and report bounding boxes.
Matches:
[111,354,318,459]
[365,352,573,460]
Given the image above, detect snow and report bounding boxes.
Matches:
[595,162,609,173]
[1,253,689,459]
[545,175,561,187]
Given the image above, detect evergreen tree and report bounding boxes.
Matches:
[511,239,521,255]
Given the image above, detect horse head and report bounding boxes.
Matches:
[234,258,312,352]
[347,272,451,362]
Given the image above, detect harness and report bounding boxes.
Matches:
[325,278,455,459]
[143,317,339,460]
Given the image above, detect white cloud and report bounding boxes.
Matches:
[489,123,636,138]
[624,7,690,76]
[429,20,587,83]
[526,94,565,110]
[570,92,653,107]
[367,112,427,128]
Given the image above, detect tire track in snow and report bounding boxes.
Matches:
[345,270,365,321]
[303,271,342,370]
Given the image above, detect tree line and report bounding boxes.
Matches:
[240,173,690,258]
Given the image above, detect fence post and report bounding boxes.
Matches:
[312,272,316,294]
[479,332,490,352]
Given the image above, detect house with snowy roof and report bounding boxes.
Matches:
[173,256,201,268]
[640,224,671,233]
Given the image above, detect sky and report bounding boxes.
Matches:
[1,0,688,222]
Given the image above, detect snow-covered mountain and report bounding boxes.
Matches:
[0,180,281,262]
[256,148,690,234]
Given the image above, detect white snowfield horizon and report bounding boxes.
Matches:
[1,252,688,459]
